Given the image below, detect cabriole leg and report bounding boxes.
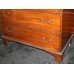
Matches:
[51,53,62,63]
[54,54,62,63]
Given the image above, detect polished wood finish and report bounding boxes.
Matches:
[1,9,74,62]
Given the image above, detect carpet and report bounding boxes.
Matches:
[0,37,74,64]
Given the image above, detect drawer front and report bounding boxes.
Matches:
[2,10,61,22]
[3,21,61,52]
[3,14,61,35]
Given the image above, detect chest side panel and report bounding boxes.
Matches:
[62,10,74,49]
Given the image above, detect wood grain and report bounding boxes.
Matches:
[1,9,74,62]
[3,20,61,52]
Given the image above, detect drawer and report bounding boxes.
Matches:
[3,16,61,35]
[3,21,61,52]
[3,13,60,27]
[2,10,61,21]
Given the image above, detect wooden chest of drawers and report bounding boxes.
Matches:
[1,9,74,62]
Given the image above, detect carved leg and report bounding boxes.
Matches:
[51,53,62,63]
[2,38,8,46]
[54,54,62,63]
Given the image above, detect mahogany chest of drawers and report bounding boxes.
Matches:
[0,9,74,62]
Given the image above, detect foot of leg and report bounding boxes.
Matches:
[51,53,62,63]
[54,54,62,63]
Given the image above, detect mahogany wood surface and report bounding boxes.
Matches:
[0,9,74,62]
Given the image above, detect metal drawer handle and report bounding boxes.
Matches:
[6,12,11,15]
[3,11,11,16]
[40,18,52,24]
[42,37,52,43]
[47,20,52,23]
[7,28,14,33]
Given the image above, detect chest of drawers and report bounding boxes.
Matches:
[1,9,74,62]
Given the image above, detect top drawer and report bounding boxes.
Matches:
[2,9,61,19]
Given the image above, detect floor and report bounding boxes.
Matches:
[0,35,74,64]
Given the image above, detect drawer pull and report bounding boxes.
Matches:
[41,18,44,21]
[3,11,11,16]
[6,12,11,16]
[48,20,52,23]
[40,18,52,24]
[42,37,52,43]
[48,39,52,42]
[7,28,14,33]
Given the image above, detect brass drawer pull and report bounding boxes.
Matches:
[42,37,52,43]
[48,38,52,42]
[40,18,52,24]
[3,11,11,16]
[47,20,52,23]
[7,28,14,33]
